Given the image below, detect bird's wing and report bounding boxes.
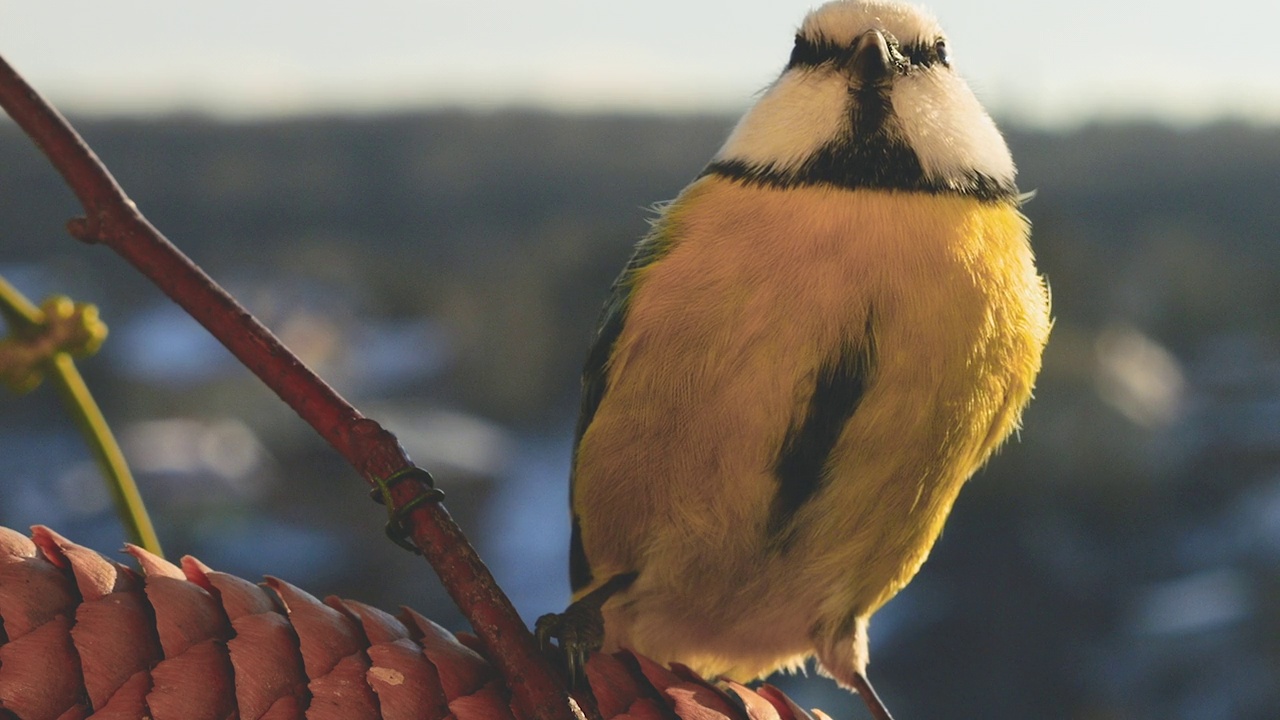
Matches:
[568,224,676,592]
[572,224,678,456]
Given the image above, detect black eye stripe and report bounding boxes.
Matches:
[787,35,846,69]
[901,42,939,67]
[902,40,950,68]
[786,35,949,71]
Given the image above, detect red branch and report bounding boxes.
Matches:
[0,54,578,720]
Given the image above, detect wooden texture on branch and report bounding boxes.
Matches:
[0,53,578,720]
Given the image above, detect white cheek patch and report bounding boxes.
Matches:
[714,69,850,173]
[891,69,1015,187]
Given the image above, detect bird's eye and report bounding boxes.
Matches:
[934,39,951,67]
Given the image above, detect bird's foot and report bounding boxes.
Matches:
[535,601,606,687]
[536,571,638,687]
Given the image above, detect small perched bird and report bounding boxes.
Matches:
[538,1,1051,717]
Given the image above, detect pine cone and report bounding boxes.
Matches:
[0,525,827,720]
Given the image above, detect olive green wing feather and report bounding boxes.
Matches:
[569,224,677,591]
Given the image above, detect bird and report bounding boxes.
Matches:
[536,1,1052,717]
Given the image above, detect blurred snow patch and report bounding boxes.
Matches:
[110,304,237,384]
[1133,568,1251,636]
[371,406,513,479]
[1095,323,1186,427]
[121,417,272,501]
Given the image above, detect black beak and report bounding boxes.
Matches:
[851,29,892,84]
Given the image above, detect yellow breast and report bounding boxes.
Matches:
[572,175,1050,676]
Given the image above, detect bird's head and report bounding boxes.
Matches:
[710,0,1017,201]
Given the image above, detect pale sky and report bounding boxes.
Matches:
[1,0,1277,125]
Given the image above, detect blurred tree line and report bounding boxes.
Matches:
[1,112,1277,719]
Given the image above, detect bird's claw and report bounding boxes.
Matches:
[535,603,605,688]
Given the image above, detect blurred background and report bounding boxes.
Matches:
[1,1,1278,718]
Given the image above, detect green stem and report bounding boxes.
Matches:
[0,274,40,326]
[0,275,162,555]
[49,354,162,554]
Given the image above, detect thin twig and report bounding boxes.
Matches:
[0,53,576,720]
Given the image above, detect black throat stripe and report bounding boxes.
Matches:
[768,314,877,541]
[702,144,1017,201]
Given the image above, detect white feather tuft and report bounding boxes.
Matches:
[714,68,849,173]
[893,69,1016,188]
[799,0,943,48]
